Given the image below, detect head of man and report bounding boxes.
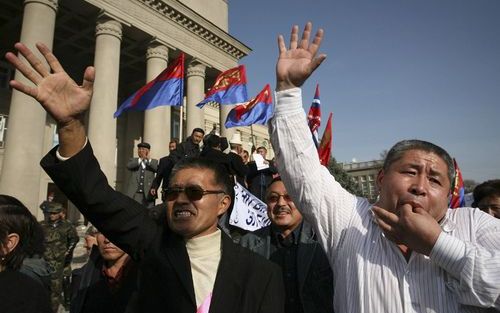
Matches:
[472,179,500,219]
[191,128,205,146]
[242,150,250,164]
[45,203,64,222]
[376,140,454,222]
[96,232,128,267]
[169,140,178,152]
[166,158,233,239]
[265,178,302,236]
[137,142,151,159]
[256,146,267,158]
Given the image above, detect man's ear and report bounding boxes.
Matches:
[217,195,231,216]
[4,233,20,254]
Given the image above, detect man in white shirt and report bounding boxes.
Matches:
[269,22,500,312]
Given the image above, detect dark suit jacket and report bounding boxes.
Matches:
[239,222,334,313]
[41,143,284,313]
[227,151,248,186]
[246,160,278,200]
[125,157,158,198]
[151,154,176,193]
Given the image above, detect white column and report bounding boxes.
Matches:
[0,0,58,217]
[87,15,122,186]
[219,105,235,140]
[143,43,170,159]
[186,60,206,136]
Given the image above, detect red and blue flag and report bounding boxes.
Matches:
[225,84,273,128]
[308,84,321,148]
[449,158,465,208]
[197,65,248,108]
[114,53,184,118]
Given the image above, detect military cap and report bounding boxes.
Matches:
[44,202,64,213]
[137,142,151,149]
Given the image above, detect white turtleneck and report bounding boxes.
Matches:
[185,229,222,308]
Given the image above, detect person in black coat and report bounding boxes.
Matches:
[240,178,334,313]
[247,146,278,200]
[71,233,138,313]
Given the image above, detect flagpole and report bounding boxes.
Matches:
[250,125,256,150]
[179,103,184,141]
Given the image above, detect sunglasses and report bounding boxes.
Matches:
[164,186,226,201]
[266,192,293,203]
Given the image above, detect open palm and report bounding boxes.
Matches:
[276,23,326,91]
[5,42,94,125]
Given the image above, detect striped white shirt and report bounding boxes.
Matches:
[269,88,500,313]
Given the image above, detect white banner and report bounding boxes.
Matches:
[229,182,270,231]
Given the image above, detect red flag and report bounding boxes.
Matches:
[449,158,465,208]
[318,113,333,166]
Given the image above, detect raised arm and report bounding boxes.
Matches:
[270,23,361,255]
[6,42,92,157]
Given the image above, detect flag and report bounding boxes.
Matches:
[449,158,465,208]
[196,65,248,108]
[308,84,321,148]
[114,53,184,118]
[318,113,333,166]
[225,84,273,128]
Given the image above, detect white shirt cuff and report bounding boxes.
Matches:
[273,88,303,116]
[55,137,88,161]
[429,231,466,275]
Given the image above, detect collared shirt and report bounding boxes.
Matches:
[270,88,500,313]
[101,256,132,292]
[270,225,303,313]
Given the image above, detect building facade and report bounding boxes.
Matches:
[341,159,384,202]
[0,0,272,219]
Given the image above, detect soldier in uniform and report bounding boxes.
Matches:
[40,202,79,313]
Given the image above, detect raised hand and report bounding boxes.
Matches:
[372,204,442,256]
[5,42,94,126]
[276,22,327,91]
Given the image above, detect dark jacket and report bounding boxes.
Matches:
[227,151,249,186]
[41,143,284,313]
[151,154,176,193]
[173,138,200,160]
[239,222,334,313]
[71,246,138,313]
[246,160,278,200]
[0,270,52,313]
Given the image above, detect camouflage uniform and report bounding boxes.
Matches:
[40,203,79,313]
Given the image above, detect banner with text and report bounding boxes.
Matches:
[229,182,270,231]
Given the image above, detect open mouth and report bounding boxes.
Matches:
[173,207,196,218]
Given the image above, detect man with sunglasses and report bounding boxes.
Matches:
[240,178,334,313]
[6,43,284,312]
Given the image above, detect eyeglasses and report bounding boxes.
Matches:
[164,186,226,201]
[266,192,293,203]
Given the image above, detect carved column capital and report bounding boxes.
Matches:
[24,0,58,12]
[95,17,122,41]
[186,60,206,79]
[146,44,169,62]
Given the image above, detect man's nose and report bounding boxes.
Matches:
[409,176,427,196]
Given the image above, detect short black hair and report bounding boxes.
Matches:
[203,134,221,149]
[472,179,500,207]
[383,139,454,186]
[169,158,234,197]
[256,146,267,152]
[192,128,205,135]
[0,195,45,270]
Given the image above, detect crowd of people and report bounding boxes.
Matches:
[1,21,499,313]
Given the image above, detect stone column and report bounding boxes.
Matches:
[186,60,206,137]
[0,0,58,217]
[219,105,235,140]
[87,15,122,186]
[143,43,170,159]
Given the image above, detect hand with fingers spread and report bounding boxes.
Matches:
[372,204,442,256]
[5,42,93,156]
[5,42,94,125]
[276,22,327,91]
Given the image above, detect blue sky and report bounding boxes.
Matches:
[229,0,500,183]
